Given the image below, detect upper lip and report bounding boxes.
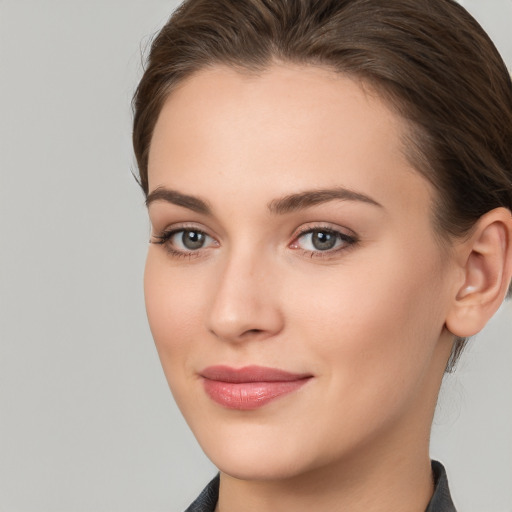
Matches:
[200,365,313,383]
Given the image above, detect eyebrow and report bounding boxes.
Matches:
[145,187,211,215]
[145,186,382,215]
[267,187,383,214]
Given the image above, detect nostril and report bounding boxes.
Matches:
[238,328,268,341]
[237,328,265,340]
[237,329,265,340]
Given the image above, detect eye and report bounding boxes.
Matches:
[173,230,210,250]
[152,228,217,254]
[291,228,357,254]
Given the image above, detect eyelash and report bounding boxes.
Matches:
[150,225,358,260]
[151,226,215,260]
[291,226,358,259]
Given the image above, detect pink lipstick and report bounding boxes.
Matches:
[200,365,312,410]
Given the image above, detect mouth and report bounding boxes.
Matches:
[199,365,313,410]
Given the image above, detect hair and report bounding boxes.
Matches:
[132,0,512,371]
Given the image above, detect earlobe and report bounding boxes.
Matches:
[445,207,512,338]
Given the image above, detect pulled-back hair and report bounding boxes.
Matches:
[132,0,512,370]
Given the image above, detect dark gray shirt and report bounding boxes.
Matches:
[185,460,456,512]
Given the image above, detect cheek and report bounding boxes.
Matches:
[285,243,449,409]
[144,251,206,371]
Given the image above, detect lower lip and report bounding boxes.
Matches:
[202,379,311,410]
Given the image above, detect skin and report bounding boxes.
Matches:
[143,64,510,511]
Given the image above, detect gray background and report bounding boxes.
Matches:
[0,1,510,511]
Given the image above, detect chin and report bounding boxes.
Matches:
[194,424,325,482]
[214,453,312,482]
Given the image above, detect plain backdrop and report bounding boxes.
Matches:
[0,1,511,511]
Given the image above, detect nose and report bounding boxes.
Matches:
[205,249,284,343]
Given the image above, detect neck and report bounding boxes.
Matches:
[216,431,434,512]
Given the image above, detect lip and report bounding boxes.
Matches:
[200,365,313,410]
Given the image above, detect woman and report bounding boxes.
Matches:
[132,0,512,510]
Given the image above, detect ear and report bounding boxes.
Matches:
[445,207,512,338]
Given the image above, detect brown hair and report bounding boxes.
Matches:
[132,0,512,370]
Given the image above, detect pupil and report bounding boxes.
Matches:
[312,231,336,250]
[182,230,205,250]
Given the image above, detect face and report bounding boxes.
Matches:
[145,64,457,481]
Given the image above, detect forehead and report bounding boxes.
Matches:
[148,63,433,219]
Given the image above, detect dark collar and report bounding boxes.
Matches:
[426,460,457,512]
[185,460,456,512]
